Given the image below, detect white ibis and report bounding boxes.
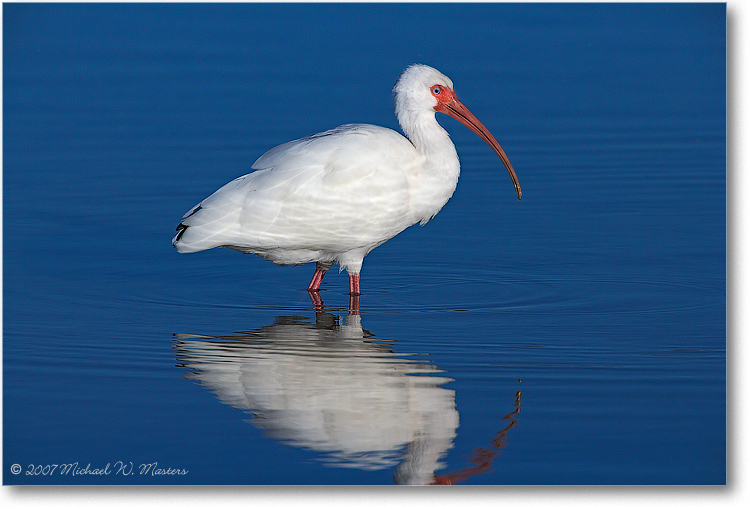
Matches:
[173,64,521,296]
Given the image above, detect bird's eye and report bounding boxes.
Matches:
[432,86,442,95]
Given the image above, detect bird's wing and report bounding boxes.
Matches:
[175,124,422,254]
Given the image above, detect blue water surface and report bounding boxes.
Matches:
[3,3,725,485]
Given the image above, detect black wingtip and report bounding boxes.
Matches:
[173,223,187,245]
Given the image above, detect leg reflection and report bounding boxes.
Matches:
[307,289,360,315]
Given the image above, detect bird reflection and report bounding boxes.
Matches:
[173,294,459,484]
[430,390,522,485]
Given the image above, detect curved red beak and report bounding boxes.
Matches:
[437,94,522,200]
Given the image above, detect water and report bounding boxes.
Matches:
[3,3,725,485]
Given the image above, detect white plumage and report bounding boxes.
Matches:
[173,64,521,295]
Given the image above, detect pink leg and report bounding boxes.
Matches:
[308,265,328,291]
[348,293,360,315]
[308,289,324,309]
[348,274,360,295]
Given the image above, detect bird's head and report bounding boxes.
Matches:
[393,64,522,200]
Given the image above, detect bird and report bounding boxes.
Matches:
[173,64,521,296]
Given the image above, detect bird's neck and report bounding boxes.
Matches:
[397,109,461,222]
[398,109,460,177]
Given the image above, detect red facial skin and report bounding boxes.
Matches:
[431,85,521,200]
